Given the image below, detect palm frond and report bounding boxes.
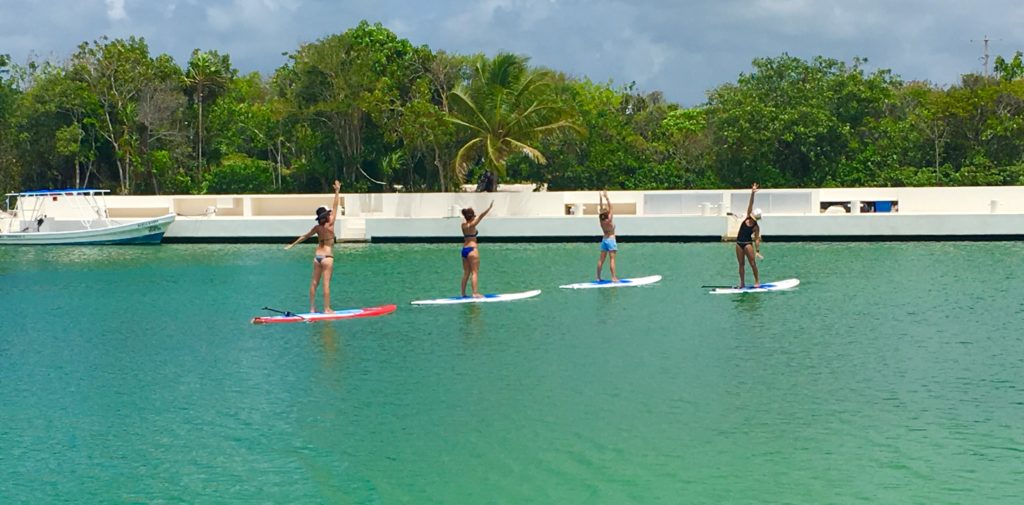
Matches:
[506,138,548,165]
[453,137,483,176]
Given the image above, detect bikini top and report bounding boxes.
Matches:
[463,231,479,238]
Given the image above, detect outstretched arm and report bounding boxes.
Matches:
[285,227,317,249]
[472,201,495,227]
[603,191,613,219]
[746,183,759,218]
[328,180,341,226]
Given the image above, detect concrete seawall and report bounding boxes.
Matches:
[14,186,1024,242]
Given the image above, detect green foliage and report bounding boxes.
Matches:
[448,52,582,180]
[203,154,274,194]
[4,29,1024,195]
[994,52,1024,82]
[706,55,898,187]
[0,54,23,194]
[183,49,234,179]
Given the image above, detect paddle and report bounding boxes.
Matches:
[261,306,301,318]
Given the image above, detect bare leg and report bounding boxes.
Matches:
[745,246,760,287]
[461,257,471,297]
[309,260,323,312]
[321,258,335,313]
[735,244,746,288]
[609,251,618,282]
[596,251,607,280]
[469,252,482,298]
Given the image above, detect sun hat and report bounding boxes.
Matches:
[315,206,331,221]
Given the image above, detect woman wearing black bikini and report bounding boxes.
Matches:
[460,201,494,298]
[286,180,342,313]
[735,183,763,288]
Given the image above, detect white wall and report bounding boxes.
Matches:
[77,185,1024,219]
[13,186,1024,241]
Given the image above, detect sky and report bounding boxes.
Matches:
[2,0,1022,105]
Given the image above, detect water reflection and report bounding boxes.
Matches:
[14,245,158,266]
[313,323,341,363]
[461,303,485,340]
[731,293,765,315]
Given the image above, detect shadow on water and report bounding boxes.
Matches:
[731,292,766,315]
[461,303,485,341]
[312,323,342,374]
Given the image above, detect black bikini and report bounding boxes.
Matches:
[737,220,757,248]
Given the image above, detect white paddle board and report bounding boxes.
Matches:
[411,289,542,305]
[710,278,800,294]
[560,275,662,289]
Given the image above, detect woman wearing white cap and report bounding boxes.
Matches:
[735,183,763,288]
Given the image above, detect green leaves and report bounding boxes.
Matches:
[448,52,581,180]
[4,29,1024,195]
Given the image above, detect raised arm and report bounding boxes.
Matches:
[471,201,494,227]
[603,191,613,219]
[285,226,318,249]
[328,180,341,226]
[745,183,759,218]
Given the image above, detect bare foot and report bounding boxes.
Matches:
[309,307,316,314]
[612,277,619,282]
[472,293,484,298]
[323,308,335,314]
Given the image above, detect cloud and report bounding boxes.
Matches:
[105,0,127,21]
[206,0,303,32]
[2,0,1023,104]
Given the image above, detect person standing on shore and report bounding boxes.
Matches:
[461,201,494,298]
[597,190,619,282]
[735,183,763,288]
[286,180,342,313]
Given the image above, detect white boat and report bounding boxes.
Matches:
[0,189,175,245]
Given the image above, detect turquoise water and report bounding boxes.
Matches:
[1,242,1022,503]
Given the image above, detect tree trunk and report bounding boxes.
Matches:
[196,89,204,183]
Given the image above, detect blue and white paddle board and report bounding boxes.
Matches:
[411,289,542,305]
[560,275,662,289]
[710,278,800,294]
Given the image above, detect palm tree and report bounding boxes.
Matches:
[448,52,580,184]
[183,50,230,181]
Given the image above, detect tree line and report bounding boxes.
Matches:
[1,21,1023,195]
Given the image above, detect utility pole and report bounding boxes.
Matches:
[971,35,1002,77]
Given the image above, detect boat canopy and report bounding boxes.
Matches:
[5,189,110,197]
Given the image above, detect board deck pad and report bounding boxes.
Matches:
[559,275,662,289]
[252,304,397,324]
[411,289,541,305]
[710,278,800,294]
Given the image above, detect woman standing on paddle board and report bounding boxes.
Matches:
[461,201,494,298]
[286,180,342,313]
[597,190,619,282]
[735,183,763,288]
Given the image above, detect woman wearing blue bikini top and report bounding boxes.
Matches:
[286,180,341,313]
[460,200,494,298]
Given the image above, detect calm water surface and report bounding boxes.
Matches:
[1,242,1022,504]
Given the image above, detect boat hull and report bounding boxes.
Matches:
[0,214,176,245]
